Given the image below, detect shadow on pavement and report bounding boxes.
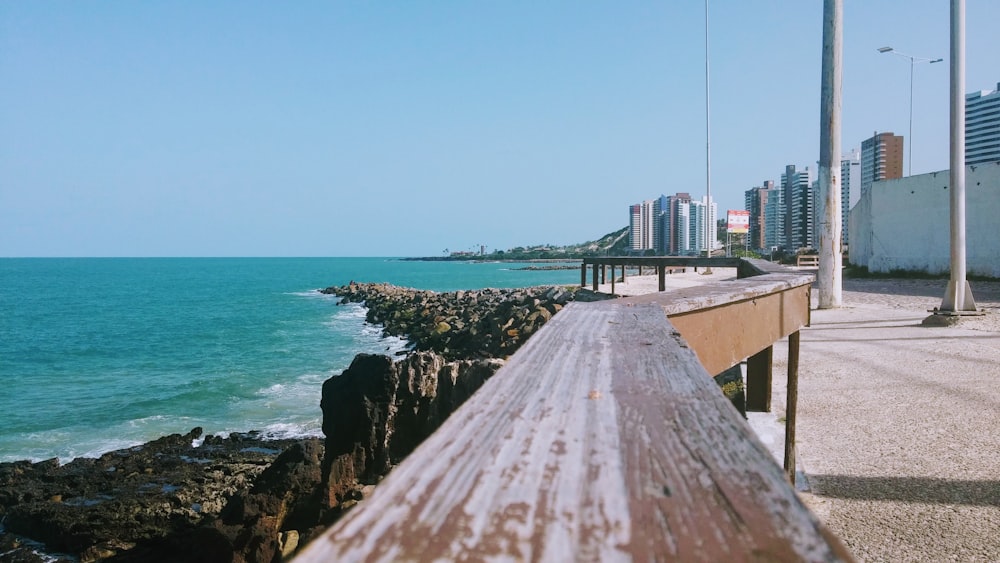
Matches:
[809,474,1000,506]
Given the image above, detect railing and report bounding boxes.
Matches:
[581,256,744,294]
[297,258,850,561]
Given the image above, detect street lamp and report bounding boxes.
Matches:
[877,46,943,176]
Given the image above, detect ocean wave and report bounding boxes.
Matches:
[257,421,323,441]
[285,289,337,299]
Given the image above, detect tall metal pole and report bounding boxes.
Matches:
[704,0,713,271]
[878,48,942,177]
[908,57,914,176]
[818,0,843,309]
[940,0,977,312]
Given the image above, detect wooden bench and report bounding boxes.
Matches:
[797,254,820,267]
[296,297,852,561]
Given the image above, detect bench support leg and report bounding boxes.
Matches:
[784,331,800,484]
[746,346,772,412]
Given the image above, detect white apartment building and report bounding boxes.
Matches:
[685,197,718,255]
[628,200,657,251]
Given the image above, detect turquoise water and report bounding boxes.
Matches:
[0,258,581,463]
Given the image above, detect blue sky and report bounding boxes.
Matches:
[2,1,998,257]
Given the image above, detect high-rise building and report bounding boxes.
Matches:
[860,131,903,193]
[628,200,657,251]
[631,192,716,256]
[763,186,784,252]
[675,202,692,255]
[967,82,1000,165]
[841,149,861,246]
[653,195,668,254]
[782,165,815,252]
[689,197,718,256]
[668,197,717,256]
[654,193,693,255]
[744,181,773,252]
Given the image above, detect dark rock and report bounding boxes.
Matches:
[213,440,326,563]
[0,429,321,562]
[319,283,582,360]
[319,351,502,511]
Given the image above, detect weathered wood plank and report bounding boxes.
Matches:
[621,275,811,377]
[296,302,850,562]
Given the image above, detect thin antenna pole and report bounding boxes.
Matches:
[908,57,914,175]
[704,0,713,268]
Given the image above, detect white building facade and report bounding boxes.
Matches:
[849,162,1000,277]
[628,200,657,251]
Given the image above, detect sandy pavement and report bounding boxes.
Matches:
[596,271,1000,562]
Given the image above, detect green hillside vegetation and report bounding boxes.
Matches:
[418,227,631,261]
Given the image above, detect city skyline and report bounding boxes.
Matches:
[2,2,999,257]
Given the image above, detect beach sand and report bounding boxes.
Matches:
[596,271,1000,561]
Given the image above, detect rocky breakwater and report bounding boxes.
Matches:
[313,283,582,510]
[0,429,329,562]
[322,282,580,360]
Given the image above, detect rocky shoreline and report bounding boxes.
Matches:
[0,429,324,562]
[0,282,594,562]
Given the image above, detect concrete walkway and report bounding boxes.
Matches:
[594,273,1000,561]
[772,280,1000,562]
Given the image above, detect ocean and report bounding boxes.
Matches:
[0,258,582,464]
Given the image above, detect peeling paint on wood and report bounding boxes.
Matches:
[296,299,851,562]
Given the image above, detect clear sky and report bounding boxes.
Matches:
[2,1,998,257]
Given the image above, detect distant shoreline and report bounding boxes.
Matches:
[400,257,584,263]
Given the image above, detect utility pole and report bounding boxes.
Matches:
[940,0,977,312]
[817,0,843,308]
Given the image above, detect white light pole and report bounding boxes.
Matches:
[940,0,977,313]
[877,46,943,176]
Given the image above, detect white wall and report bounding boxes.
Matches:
[849,161,1000,277]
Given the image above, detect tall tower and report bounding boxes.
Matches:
[782,165,815,252]
[628,201,657,252]
[966,82,1000,165]
[764,186,784,252]
[745,181,773,252]
[840,150,860,246]
[860,131,903,193]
